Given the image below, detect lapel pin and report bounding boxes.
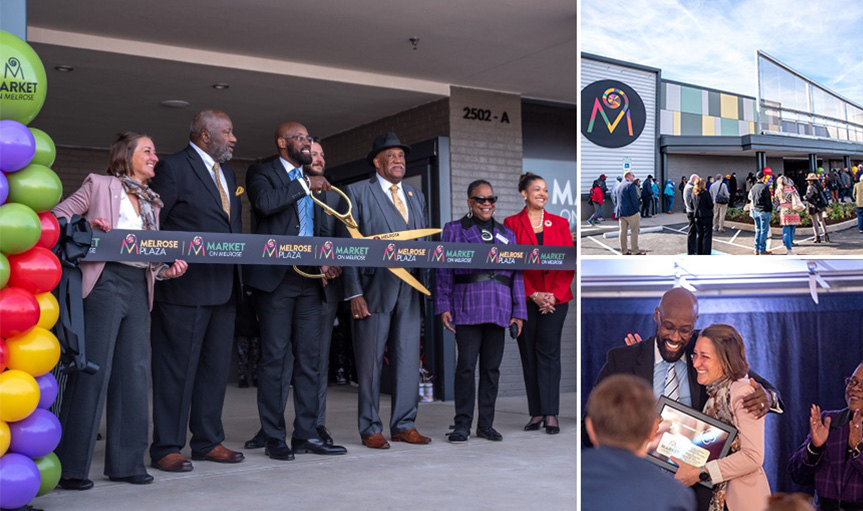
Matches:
[235,186,245,196]
[544,219,552,227]
[408,191,413,196]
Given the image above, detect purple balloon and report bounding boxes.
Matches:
[0,120,37,173]
[35,372,58,409]
[8,408,62,459]
[0,453,40,509]
[0,171,7,205]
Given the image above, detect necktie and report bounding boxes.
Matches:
[390,184,409,224]
[664,363,680,401]
[290,168,313,236]
[213,162,230,217]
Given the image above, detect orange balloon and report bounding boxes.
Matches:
[0,370,40,422]
[0,421,10,456]
[5,327,61,377]
[34,292,59,330]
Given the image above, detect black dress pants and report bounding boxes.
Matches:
[686,212,697,255]
[517,301,570,416]
[695,217,713,255]
[254,275,321,442]
[454,323,505,431]
[150,296,236,460]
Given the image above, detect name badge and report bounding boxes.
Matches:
[495,233,509,244]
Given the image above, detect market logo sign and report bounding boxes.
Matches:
[581,79,646,148]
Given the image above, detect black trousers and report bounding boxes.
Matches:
[695,217,713,255]
[150,296,236,460]
[254,275,321,442]
[686,212,697,255]
[57,264,150,479]
[517,301,570,416]
[454,323,505,431]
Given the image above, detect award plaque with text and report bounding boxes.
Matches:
[646,396,738,487]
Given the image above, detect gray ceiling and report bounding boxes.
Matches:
[24,0,576,159]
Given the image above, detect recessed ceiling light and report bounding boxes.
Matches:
[160,100,190,108]
[54,65,74,72]
[212,83,230,90]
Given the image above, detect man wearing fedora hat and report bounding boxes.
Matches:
[804,172,830,243]
[340,132,432,449]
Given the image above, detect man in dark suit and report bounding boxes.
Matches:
[304,141,343,446]
[148,109,245,471]
[582,374,696,511]
[587,287,784,511]
[341,132,432,449]
[242,123,346,460]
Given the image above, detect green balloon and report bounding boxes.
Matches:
[6,163,62,213]
[0,31,48,125]
[28,128,56,167]
[0,253,9,288]
[0,202,41,254]
[817,167,825,173]
[34,452,62,497]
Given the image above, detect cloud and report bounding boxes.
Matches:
[582,0,863,104]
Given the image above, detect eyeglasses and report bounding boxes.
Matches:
[658,322,694,339]
[846,377,863,389]
[470,196,498,204]
[282,135,315,143]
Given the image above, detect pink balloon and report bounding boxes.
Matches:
[0,120,36,173]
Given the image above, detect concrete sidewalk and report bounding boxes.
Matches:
[581,211,689,237]
[38,385,577,511]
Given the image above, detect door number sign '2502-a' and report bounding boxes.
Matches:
[463,107,510,124]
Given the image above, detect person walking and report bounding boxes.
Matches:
[854,172,863,234]
[641,175,653,218]
[683,173,699,255]
[663,179,675,214]
[614,171,644,255]
[587,179,604,226]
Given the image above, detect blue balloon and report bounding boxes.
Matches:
[0,453,40,509]
[0,120,36,173]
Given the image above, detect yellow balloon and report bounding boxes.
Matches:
[0,370,40,422]
[854,166,859,173]
[0,421,10,456]
[5,327,61,377]
[34,292,59,330]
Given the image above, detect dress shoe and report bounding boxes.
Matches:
[524,417,543,431]
[244,430,267,449]
[391,428,432,444]
[109,473,154,485]
[316,425,334,446]
[476,426,503,442]
[59,477,94,490]
[291,437,347,455]
[335,368,348,385]
[361,432,390,449]
[151,453,193,473]
[191,444,245,464]
[545,417,561,435]
[264,440,295,461]
[446,425,469,443]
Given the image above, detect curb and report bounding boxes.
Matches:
[723,218,857,236]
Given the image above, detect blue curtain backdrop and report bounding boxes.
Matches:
[582,293,863,494]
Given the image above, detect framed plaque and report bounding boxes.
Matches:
[645,396,738,487]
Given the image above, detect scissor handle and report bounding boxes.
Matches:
[293,265,325,279]
[309,186,358,229]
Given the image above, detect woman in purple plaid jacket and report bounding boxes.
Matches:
[789,361,863,510]
[435,180,527,444]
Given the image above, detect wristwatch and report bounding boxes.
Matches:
[699,467,711,483]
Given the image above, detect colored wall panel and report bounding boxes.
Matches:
[673,111,681,135]
[720,93,738,119]
[680,86,703,115]
[680,112,702,135]
[660,109,674,135]
[721,118,739,135]
[666,83,681,112]
[702,115,715,136]
[708,91,721,117]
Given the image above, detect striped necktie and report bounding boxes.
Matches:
[290,168,313,236]
[664,363,680,401]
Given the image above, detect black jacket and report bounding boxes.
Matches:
[149,145,243,306]
[693,190,714,219]
[750,182,773,212]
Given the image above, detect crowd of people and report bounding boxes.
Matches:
[50,109,575,491]
[582,288,863,511]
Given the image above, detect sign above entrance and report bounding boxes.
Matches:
[581,79,646,148]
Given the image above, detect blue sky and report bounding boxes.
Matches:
[581,0,863,105]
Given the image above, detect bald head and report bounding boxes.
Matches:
[654,288,699,362]
[275,122,312,166]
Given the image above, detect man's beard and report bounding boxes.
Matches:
[208,141,233,163]
[304,163,323,177]
[289,145,312,166]
[656,333,688,363]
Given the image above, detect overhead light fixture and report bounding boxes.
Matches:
[212,83,230,90]
[160,100,190,108]
[54,65,74,72]
[409,37,420,50]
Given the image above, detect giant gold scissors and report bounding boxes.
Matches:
[292,186,441,295]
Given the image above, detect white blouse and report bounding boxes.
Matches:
[118,189,149,268]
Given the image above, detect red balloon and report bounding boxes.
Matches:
[0,287,40,339]
[35,212,60,250]
[763,167,772,175]
[0,339,8,371]
[6,247,61,294]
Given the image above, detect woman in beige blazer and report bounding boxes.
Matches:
[53,132,187,490]
[674,324,771,511]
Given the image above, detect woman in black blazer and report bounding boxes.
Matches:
[693,177,714,255]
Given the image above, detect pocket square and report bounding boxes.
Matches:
[235,186,245,196]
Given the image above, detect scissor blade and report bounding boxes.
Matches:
[387,267,431,296]
[361,228,442,241]
[346,226,364,239]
